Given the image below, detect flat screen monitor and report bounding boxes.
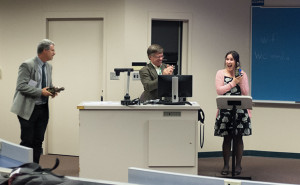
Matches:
[158,75,192,99]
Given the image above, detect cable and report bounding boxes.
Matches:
[198,109,205,148]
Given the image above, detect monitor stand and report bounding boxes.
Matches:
[172,76,179,103]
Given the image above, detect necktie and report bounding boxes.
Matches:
[158,67,162,75]
[42,64,47,102]
[42,64,46,88]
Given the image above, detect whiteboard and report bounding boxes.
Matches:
[251,7,300,103]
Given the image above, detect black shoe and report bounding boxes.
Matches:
[221,170,229,175]
[234,168,242,175]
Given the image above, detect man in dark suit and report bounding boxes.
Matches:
[139,44,174,102]
[11,39,56,163]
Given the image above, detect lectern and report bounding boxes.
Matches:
[216,95,252,180]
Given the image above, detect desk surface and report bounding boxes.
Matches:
[77,101,201,110]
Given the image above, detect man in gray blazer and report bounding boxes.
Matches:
[11,39,56,163]
[139,44,174,102]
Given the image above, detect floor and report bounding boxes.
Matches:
[40,155,300,184]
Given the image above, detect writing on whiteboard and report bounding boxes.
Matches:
[254,51,290,62]
[259,33,277,44]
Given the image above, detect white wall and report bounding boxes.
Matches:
[0,0,299,154]
[0,0,126,143]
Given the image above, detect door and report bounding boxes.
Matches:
[151,20,188,75]
[47,18,103,155]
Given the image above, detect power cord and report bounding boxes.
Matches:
[198,109,205,148]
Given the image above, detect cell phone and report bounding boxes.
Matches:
[235,67,242,77]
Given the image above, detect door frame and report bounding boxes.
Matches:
[43,12,107,154]
[148,12,192,75]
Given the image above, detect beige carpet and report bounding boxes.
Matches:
[40,155,300,184]
[198,156,300,184]
[40,154,79,177]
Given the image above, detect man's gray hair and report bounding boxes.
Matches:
[147,44,163,59]
[37,39,55,54]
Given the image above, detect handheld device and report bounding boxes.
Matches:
[235,67,242,77]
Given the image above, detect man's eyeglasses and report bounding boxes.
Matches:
[152,55,164,59]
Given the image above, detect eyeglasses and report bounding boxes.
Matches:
[152,55,165,59]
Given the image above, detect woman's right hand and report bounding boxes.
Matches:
[233,75,243,84]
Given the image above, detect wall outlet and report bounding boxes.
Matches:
[110,72,119,80]
[132,72,140,80]
[224,179,241,185]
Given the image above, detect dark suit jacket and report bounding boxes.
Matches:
[11,56,53,120]
[139,63,168,102]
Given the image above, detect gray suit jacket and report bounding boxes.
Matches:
[11,56,53,120]
[139,63,167,102]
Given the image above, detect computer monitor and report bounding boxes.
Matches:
[158,75,193,101]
